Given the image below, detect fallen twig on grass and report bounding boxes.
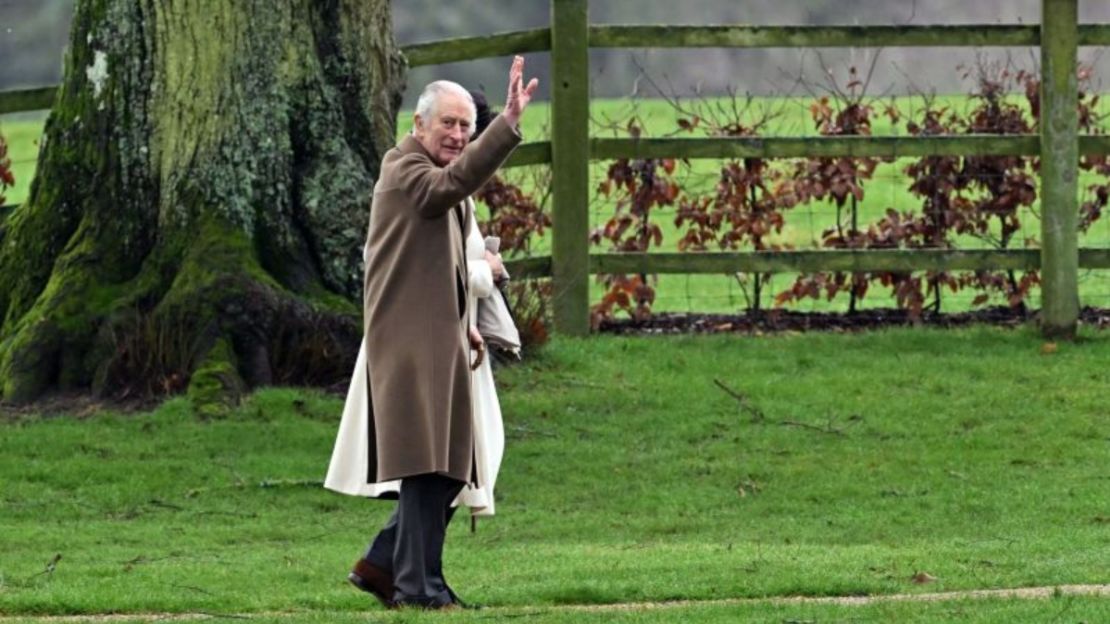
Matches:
[780,420,844,435]
[171,584,215,596]
[712,379,765,422]
[506,424,558,439]
[255,478,323,489]
[120,554,176,567]
[195,509,258,519]
[714,379,863,435]
[181,479,323,499]
[148,499,185,511]
[26,554,61,581]
[780,414,862,436]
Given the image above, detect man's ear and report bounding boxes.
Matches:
[412,114,425,138]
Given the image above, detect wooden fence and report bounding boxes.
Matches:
[2,0,1108,337]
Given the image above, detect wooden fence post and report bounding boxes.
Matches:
[550,0,590,336]
[1040,0,1080,338]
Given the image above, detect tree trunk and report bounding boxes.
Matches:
[0,0,405,412]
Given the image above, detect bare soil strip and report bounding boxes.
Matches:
[564,583,1110,612]
[598,306,1110,335]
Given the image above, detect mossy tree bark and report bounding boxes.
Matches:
[0,0,405,411]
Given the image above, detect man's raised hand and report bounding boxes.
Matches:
[503,55,538,128]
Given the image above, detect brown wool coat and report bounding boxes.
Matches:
[362,115,521,484]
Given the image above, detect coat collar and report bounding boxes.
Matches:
[398,133,429,158]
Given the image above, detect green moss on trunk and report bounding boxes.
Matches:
[187,338,244,419]
[0,0,404,405]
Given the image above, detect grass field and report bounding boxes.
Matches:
[1,328,1108,622]
[5,92,1110,313]
[0,111,45,210]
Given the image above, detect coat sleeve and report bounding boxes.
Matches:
[466,199,495,298]
[395,115,523,219]
[469,260,495,300]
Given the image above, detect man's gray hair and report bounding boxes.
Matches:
[414,80,477,137]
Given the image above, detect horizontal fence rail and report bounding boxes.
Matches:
[1078,23,1110,44]
[485,135,1110,167]
[504,248,1110,280]
[596,135,1110,159]
[591,24,1110,48]
[596,135,1040,159]
[0,86,56,115]
[1080,136,1110,155]
[399,23,1110,66]
[3,24,1110,115]
[592,25,1042,48]
[503,256,553,280]
[504,141,552,168]
[404,28,551,67]
[594,250,1044,273]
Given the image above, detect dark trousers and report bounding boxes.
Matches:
[365,473,465,606]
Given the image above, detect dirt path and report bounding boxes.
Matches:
[1,583,1106,621]
[566,582,1110,611]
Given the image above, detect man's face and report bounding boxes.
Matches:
[413,92,473,166]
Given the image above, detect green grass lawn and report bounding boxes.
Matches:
[0,111,46,208]
[1,328,1108,622]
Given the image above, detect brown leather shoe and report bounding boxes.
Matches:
[348,559,394,608]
